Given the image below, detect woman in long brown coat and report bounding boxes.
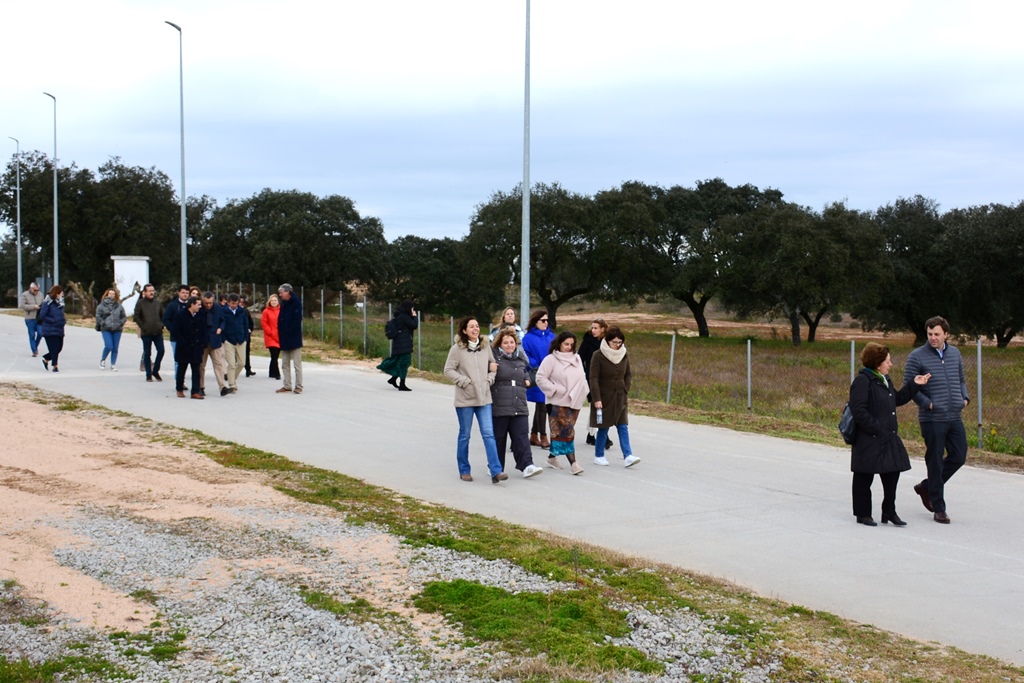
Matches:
[588,326,640,468]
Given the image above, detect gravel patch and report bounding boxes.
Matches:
[1,502,780,681]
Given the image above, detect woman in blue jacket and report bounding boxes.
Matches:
[520,309,554,450]
[39,285,67,373]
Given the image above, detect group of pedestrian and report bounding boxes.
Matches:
[19,281,305,400]
[439,308,641,484]
[847,315,970,527]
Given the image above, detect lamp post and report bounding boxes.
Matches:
[42,92,58,285]
[8,137,22,294]
[520,0,531,325]
[166,20,188,284]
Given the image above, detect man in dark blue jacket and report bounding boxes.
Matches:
[904,316,970,524]
[276,283,303,394]
[172,296,208,399]
[162,285,190,377]
[199,291,229,397]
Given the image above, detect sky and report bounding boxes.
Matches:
[3,0,1024,241]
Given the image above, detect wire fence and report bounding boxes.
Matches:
[188,284,1024,457]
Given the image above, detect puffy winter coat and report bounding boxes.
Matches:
[38,298,67,337]
[904,342,969,423]
[389,309,419,356]
[95,298,127,333]
[490,346,531,417]
[521,327,554,403]
[261,305,281,349]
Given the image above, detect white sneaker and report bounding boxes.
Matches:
[623,455,641,467]
[110,365,118,372]
[523,465,543,478]
[594,456,610,466]
[99,361,106,369]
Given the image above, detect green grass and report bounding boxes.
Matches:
[299,587,376,620]
[414,579,663,674]
[0,654,126,682]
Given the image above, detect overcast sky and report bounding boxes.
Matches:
[3,0,1023,240]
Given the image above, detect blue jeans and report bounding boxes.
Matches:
[141,334,165,377]
[100,330,122,365]
[596,424,632,459]
[455,404,502,477]
[25,319,41,354]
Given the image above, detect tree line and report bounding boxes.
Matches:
[3,154,1023,346]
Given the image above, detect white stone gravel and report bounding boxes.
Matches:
[0,503,780,682]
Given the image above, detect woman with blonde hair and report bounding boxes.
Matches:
[536,331,588,474]
[489,306,525,342]
[96,288,127,371]
[260,293,282,380]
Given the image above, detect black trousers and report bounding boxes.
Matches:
[244,337,252,373]
[852,471,900,518]
[268,347,281,379]
[493,414,535,472]
[920,420,968,514]
[530,402,547,435]
[43,335,64,367]
[141,334,165,377]
[175,353,202,395]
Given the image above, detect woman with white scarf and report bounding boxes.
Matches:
[535,331,588,475]
[588,326,640,468]
[443,316,507,484]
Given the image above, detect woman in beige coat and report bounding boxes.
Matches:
[589,326,640,468]
[443,316,506,484]
[536,331,588,475]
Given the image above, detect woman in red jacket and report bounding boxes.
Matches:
[260,294,282,380]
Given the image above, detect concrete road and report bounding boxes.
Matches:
[2,311,1022,665]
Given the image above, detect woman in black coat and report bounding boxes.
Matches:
[376,300,418,391]
[849,342,931,526]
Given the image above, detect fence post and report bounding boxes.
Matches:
[977,337,983,449]
[320,288,325,342]
[850,339,856,384]
[362,295,368,355]
[339,297,344,348]
[387,303,393,356]
[666,332,676,404]
[450,316,454,345]
[746,339,752,411]
[417,309,422,370]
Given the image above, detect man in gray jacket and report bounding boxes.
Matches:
[20,282,44,356]
[904,316,969,524]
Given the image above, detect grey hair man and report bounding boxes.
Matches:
[20,282,44,356]
[275,283,304,394]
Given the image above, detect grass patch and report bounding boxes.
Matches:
[0,654,126,682]
[129,588,159,605]
[414,579,663,675]
[299,587,376,620]
[108,629,188,662]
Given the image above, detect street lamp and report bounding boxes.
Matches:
[166,20,187,284]
[42,92,58,285]
[520,0,531,325]
[8,137,22,294]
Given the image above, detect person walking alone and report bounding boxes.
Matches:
[377,300,418,391]
[20,282,44,357]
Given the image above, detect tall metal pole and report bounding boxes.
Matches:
[166,21,188,284]
[519,0,531,324]
[42,93,58,284]
[8,137,22,294]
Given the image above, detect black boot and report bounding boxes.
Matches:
[387,376,398,387]
[398,378,412,392]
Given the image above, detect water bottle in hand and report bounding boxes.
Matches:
[596,408,603,424]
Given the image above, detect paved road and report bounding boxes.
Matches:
[2,311,1022,665]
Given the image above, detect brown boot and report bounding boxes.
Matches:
[540,434,551,449]
[530,433,542,448]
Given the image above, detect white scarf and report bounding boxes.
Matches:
[599,338,626,364]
